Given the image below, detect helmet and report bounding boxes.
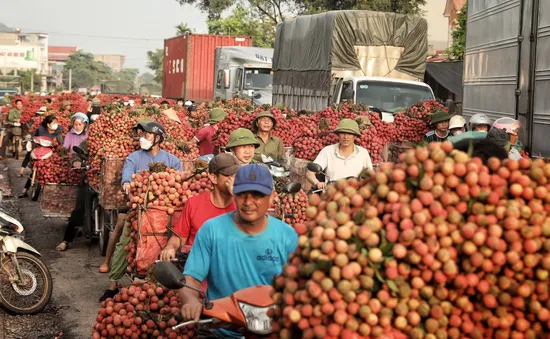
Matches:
[139,122,166,138]
[184,101,193,107]
[449,115,466,130]
[492,117,520,135]
[430,110,451,124]
[62,101,71,109]
[334,119,361,136]
[274,103,285,110]
[252,111,276,132]
[226,128,260,149]
[36,106,47,115]
[71,112,89,124]
[208,108,227,125]
[468,113,492,130]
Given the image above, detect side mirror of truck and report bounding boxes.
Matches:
[223,69,231,89]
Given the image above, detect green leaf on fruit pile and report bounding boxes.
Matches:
[353,210,364,224]
[316,259,333,273]
[374,267,385,284]
[381,243,394,257]
[386,279,399,293]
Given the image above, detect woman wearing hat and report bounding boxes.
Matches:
[63,113,89,153]
[423,110,451,143]
[225,128,260,165]
[252,111,285,164]
[61,101,72,115]
[306,119,373,189]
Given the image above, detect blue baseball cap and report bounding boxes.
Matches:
[233,164,273,196]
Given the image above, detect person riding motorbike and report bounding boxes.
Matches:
[17,107,47,177]
[468,113,492,132]
[191,108,227,158]
[251,111,285,164]
[55,115,91,251]
[18,115,64,199]
[99,121,183,299]
[492,117,523,160]
[159,153,240,262]
[0,99,24,160]
[180,164,298,338]
[449,115,467,136]
[423,110,451,143]
[88,98,101,123]
[306,119,373,189]
[225,128,260,165]
[63,113,89,154]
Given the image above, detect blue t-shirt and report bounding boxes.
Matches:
[121,149,182,184]
[184,213,298,301]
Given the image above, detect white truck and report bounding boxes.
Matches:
[272,10,435,121]
[213,47,274,106]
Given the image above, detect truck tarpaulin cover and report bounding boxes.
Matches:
[272,10,428,110]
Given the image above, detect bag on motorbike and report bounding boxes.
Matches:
[30,147,54,160]
[135,207,182,275]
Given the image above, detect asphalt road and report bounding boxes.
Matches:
[0,159,124,339]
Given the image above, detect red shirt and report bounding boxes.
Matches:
[195,125,216,156]
[174,191,236,245]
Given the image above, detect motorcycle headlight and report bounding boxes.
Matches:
[238,301,274,334]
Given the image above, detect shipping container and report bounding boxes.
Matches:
[162,34,253,102]
[463,0,550,156]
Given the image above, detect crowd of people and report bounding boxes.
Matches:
[0,93,532,337]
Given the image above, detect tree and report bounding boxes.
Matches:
[448,2,467,60]
[138,72,156,84]
[146,49,164,84]
[63,50,113,89]
[175,23,192,35]
[207,6,275,47]
[114,68,139,82]
[18,69,42,92]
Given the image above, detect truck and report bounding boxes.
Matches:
[162,34,253,101]
[213,47,274,105]
[101,80,135,94]
[272,11,435,121]
[462,0,549,156]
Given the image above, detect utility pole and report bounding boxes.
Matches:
[68,68,72,91]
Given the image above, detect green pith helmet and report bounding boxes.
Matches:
[208,108,227,125]
[134,117,154,131]
[274,103,285,110]
[92,98,101,104]
[430,110,451,124]
[334,118,361,137]
[62,101,71,109]
[252,111,276,132]
[226,128,260,149]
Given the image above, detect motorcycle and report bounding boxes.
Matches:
[154,261,274,336]
[268,182,301,220]
[27,136,56,201]
[4,122,22,160]
[0,205,53,314]
[306,162,356,194]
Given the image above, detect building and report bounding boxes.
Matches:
[0,25,49,91]
[444,0,467,44]
[422,0,451,50]
[94,54,125,72]
[48,46,77,89]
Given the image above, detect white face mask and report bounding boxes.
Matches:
[452,130,464,136]
[49,123,58,130]
[75,129,83,135]
[139,137,153,150]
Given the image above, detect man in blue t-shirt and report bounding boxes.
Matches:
[180,164,298,330]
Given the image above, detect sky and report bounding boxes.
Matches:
[1,0,208,73]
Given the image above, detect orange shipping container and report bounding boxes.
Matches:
[162,34,253,102]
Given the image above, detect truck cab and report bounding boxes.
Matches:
[214,47,274,105]
[333,76,435,122]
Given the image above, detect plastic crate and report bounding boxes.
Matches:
[100,158,127,210]
[40,184,78,218]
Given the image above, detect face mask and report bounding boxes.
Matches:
[140,137,153,150]
[49,123,58,130]
[452,130,463,136]
[75,129,83,135]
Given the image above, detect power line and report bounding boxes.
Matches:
[17,27,166,41]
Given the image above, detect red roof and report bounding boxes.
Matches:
[48,46,77,61]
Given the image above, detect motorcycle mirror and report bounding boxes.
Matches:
[307,162,322,174]
[283,182,302,194]
[73,146,86,155]
[154,262,186,289]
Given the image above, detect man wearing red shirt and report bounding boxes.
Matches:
[160,153,239,260]
[193,108,227,156]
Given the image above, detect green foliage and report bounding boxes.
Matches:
[18,69,42,92]
[207,6,275,47]
[114,68,139,83]
[448,2,467,60]
[305,0,426,14]
[175,23,192,35]
[138,72,156,84]
[63,50,113,89]
[146,49,164,84]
